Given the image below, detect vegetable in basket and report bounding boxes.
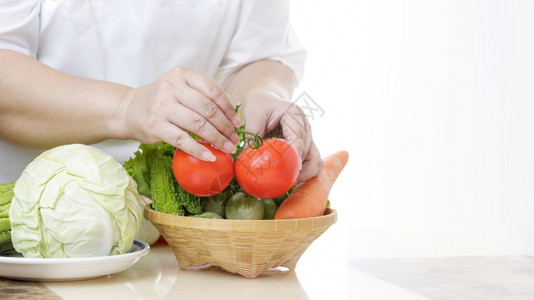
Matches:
[261,198,278,220]
[123,142,206,217]
[202,188,232,218]
[9,144,143,258]
[149,149,185,216]
[172,142,234,197]
[225,192,264,220]
[275,151,349,219]
[122,144,153,198]
[127,136,348,221]
[193,212,223,219]
[234,137,300,199]
[176,183,204,215]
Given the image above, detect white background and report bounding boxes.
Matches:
[290,0,534,256]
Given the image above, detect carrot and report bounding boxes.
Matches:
[274,150,349,219]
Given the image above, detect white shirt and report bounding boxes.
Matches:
[0,0,306,182]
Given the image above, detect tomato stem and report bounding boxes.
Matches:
[236,129,263,149]
[232,103,262,154]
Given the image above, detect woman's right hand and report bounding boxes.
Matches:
[119,67,242,161]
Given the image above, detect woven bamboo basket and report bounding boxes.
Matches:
[144,206,337,278]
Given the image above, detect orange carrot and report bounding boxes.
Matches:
[274,150,349,219]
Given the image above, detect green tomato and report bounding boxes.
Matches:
[262,198,278,220]
[193,212,223,219]
[225,192,264,220]
[272,185,295,206]
[272,192,288,206]
[202,188,232,218]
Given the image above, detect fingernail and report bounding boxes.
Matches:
[231,132,239,144]
[232,115,243,127]
[223,141,236,153]
[201,150,216,162]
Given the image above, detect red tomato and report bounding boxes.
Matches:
[173,143,234,196]
[235,138,300,199]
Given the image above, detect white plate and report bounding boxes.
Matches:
[0,240,150,281]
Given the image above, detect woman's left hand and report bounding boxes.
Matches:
[240,90,323,183]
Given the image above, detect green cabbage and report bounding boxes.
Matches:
[9,144,143,258]
[135,216,161,245]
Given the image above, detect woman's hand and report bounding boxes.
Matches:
[119,67,242,161]
[240,90,323,183]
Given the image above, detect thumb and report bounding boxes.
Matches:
[279,112,307,162]
[243,111,275,138]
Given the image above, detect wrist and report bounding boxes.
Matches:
[225,60,297,106]
[239,89,288,110]
[109,86,135,141]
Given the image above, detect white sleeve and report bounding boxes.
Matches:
[0,1,40,57]
[214,0,307,87]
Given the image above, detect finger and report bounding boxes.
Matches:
[174,87,239,145]
[297,141,323,183]
[279,105,312,161]
[183,70,243,128]
[243,108,272,138]
[158,122,217,162]
[166,105,237,154]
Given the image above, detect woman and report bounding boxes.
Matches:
[0,0,322,182]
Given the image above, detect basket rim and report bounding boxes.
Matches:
[144,206,337,233]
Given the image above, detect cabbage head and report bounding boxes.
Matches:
[9,144,143,258]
